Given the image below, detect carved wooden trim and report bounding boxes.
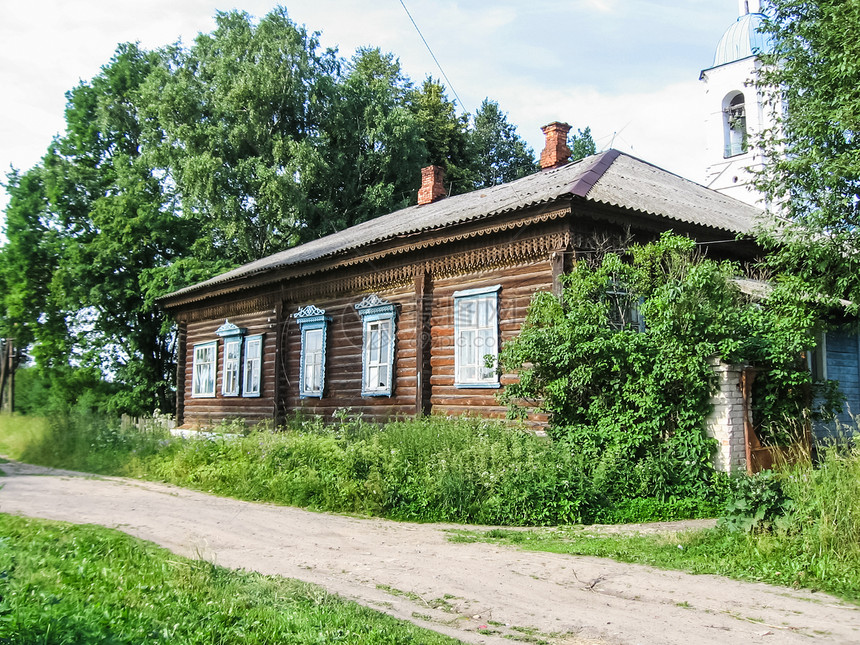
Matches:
[331,206,571,271]
[284,231,571,302]
[182,295,278,322]
[165,206,572,312]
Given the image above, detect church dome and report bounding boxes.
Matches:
[713,13,772,66]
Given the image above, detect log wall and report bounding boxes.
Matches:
[428,261,554,420]
[181,309,279,427]
[281,283,418,421]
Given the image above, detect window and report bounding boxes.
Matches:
[216,319,247,397]
[723,92,747,158]
[293,305,330,398]
[222,338,241,396]
[454,285,500,388]
[355,294,396,397]
[191,341,217,397]
[606,284,645,332]
[243,335,263,397]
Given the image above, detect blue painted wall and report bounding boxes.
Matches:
[816,326,860,441]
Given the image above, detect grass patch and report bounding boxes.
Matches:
[0,513,463,644]
[0,411,723,526]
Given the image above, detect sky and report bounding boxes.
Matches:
[0,0,743,216]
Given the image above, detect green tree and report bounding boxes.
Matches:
[409,78,473,194]
[500,234,828,495]
[144,8,339,263]
[0,43,202,414]
[468,99,536,189]
[307,48,426,234]
[757,0,860,304]
[569,126,597,161]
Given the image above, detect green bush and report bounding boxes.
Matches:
[0,411,724,526]
[721,470,792,533]
[499,233,834,516]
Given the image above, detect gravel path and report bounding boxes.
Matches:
[1,459,858,645]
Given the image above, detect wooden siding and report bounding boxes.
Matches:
[428,260,554,420]
[181,309,279,427]
[282,284,417,421]
[817,326,860,440]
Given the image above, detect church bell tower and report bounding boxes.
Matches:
[700,0,774,206]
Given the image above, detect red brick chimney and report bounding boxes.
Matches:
[539,122,572,169]
[417,165,446,205]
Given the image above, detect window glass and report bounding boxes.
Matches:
[355,295,396,397]
[364,318,393,394]
[303,328,323,395]
[293,305,330,399]
[454,286,500,387]
[243,335,262,397]
[192,342,217,397]
[221,338,241,396]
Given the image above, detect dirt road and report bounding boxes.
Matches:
[1,460,858,645]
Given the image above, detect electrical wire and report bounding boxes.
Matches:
[397,0,465,110]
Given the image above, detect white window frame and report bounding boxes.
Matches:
[293,305,330,399]
[242,334,263,397]
[453,285,501,388]
[221,337,242,396]
[355,295,396,397]
[191,341,218,398]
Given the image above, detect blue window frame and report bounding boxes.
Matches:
[355,294,396,397]
[242,335,263,397]
[216,320,247,397]
[191,341,218,398]
[293,305,330,398]
[453,285,501,388]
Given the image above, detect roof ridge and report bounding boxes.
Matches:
[564,149,622,198]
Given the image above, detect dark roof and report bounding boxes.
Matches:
[162,149,762,302]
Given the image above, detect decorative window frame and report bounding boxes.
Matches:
[453,285,501,389]
[191,340,218,398]
[242,334,264,397]
[216,320,247,397]
[293,305,331,399]
[355,294,397,397]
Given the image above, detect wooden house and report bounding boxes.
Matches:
[158,122,763,430]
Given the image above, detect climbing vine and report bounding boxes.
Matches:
[500,234,837,499]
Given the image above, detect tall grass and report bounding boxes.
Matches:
[0,411,724,525]
[776,444,860,593]
[0,514,463,644]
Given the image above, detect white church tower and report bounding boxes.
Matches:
[700,0,774,206]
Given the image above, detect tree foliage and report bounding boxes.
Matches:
[468,99,536,189]
[569,126,597,161]
[500,234,832,496]
[757,0,860,304]
[0,7,549,415]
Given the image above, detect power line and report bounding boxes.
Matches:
[397,0,465,111]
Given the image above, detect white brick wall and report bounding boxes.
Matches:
[706,359,748,472]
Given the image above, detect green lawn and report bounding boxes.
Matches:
[0,513,463,644]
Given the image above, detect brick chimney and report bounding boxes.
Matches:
[539,122,572,169]
[417,165,446,205]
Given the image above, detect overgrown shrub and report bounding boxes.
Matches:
[721,470,792,533]
[499,233,834,507]
[0,411,725,525]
